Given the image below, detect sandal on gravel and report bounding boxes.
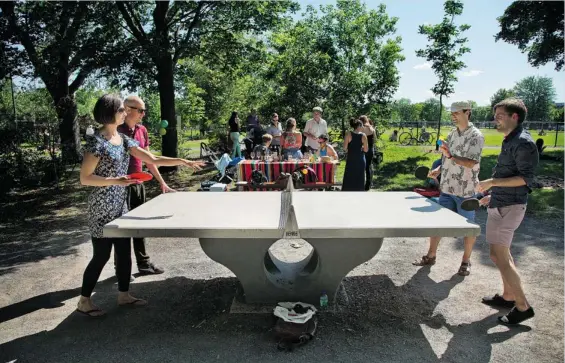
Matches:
[118,298,147,307]
[76,308,106,317]
[482,294,515,308]
[412,255,436,266]
[498,306,534,325]
[457,262,471,276]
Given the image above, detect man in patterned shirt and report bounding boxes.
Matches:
[116,95,172,279]
[413,101,485,276]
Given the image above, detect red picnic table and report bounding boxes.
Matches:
[237,159,338,190]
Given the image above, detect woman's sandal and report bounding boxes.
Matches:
[75,308,106,317]
[118,298,148,307]
[458,262,471,276]
[412,255,436,266]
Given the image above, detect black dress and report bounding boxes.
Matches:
[342,132,366,191]
[364,132,374,191]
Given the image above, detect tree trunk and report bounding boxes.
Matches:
[54,93,81,165]
[157,57,178,173]
[436,94,443,151]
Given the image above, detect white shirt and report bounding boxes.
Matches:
[266,123,283,145]
[304,118,328,150]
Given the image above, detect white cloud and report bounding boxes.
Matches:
[426,90,434,96]
[460,69,484,77]
[414,62,432,70]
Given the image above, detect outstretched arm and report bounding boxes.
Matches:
[129,147,204,169]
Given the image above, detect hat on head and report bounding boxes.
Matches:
[450,101,472,112]
[312,106,323,113]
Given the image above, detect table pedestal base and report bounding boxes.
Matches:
[199,237,384,305]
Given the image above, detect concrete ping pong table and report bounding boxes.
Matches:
[104,180,480,305]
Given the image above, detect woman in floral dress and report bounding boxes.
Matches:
[77,94,203,317]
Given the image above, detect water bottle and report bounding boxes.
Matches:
[320,291,328,309]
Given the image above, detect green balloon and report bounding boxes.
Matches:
[159,127,167,136]
[160,120,169,128]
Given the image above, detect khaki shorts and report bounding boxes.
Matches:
[486,204,526,247]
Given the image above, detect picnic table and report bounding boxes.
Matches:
[237,159,338,185]
[104,181,480,306]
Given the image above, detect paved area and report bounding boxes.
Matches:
[0,211,563,363]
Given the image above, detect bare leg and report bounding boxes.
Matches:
[461,236,476,263]
[491,244,529,311]
[427,236,441,258]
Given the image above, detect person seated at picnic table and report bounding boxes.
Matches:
[266,113,283,154]
[253,133,273,159]
[77,94,204,317]
[316,134,338,160]
[281,118,303,160]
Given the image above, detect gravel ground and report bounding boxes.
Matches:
[0,210,563,363]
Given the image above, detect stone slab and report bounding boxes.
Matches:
[104,191,480,239]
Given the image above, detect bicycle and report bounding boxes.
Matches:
[398,128,436,146]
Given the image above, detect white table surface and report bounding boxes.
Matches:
[103,191,480,239]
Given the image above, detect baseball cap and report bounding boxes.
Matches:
[450,101,471,112]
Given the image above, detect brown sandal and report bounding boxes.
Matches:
[412,255,436,266]
[458,262,471,276]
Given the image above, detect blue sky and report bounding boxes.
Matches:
[297,0,564,106]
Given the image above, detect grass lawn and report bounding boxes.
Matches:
[376,127,564,148]
[335,145,564,218]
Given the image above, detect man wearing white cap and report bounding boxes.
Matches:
[413,101,484,276]
[303,106,328,152]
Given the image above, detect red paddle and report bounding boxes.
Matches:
[127,172,153,182]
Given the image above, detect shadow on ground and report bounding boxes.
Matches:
[0,267,531,363]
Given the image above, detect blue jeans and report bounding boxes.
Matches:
[438,192,475,221]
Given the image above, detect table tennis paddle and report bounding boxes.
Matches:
[127,172,153,182]
[460,192,490,211]
[414,166,430,180]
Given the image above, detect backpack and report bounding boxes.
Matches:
[291,165,318,187]
[251,169,268,185]
[273,303,318,351]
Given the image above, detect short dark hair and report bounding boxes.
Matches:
[351,119,363,129]
[493,98,527,124]
[318,134,329,141]
[93,94,123,124]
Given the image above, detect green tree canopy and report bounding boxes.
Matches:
[495,1,564,71]
[415,0,470,141]
[513,76,556,122]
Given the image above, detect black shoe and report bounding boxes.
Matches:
[498,306,535,325]
[138,262,164,275]
[482,294,515,308]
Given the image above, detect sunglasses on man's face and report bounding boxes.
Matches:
[128,106,146,114]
